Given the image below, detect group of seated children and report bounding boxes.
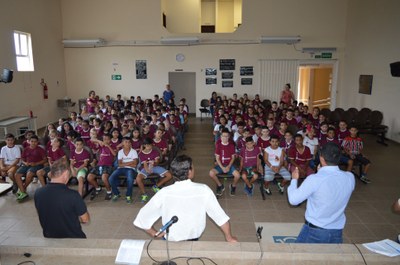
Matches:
[207,93,372,197]
[0,92,188,203]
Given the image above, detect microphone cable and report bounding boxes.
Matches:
[146,238,218,264]
[256,226,264,265]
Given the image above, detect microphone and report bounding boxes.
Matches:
[154,216,178,237]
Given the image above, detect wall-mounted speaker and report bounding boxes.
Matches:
[390,61,400,77]
[1,69,13,83]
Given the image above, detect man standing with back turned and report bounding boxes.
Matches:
[35,159,90,238]
[134,155,237,242]
[288,142,355,243]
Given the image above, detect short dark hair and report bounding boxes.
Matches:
[170,155,192,181]
[30,135,39,141]
[50,159,70,179]
[142,137,153,145]
[270,134,280,141]
[5,133,15,139]
[320,142,341,165]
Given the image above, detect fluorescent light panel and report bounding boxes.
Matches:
[302,47,337,53]
[260,36,301,44]
[160,37,200,45]
[62,39,105,47]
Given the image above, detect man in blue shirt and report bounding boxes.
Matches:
[163,84,175,104]
[288,142,355,243]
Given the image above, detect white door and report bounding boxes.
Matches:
[168,72,196,114]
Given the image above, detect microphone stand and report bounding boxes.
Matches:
[160,227,177,265]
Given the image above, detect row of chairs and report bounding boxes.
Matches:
[320,107,388,145]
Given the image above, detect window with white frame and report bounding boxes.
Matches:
[13,31,34,71]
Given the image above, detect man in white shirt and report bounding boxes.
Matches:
[133,155,237,242]
[0,134,21,192]
[108,137,138,204]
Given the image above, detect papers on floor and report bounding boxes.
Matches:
[362,239,400,257]
[115,239,146,265]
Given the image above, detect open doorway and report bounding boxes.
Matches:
[297,61,338,110]
[168,72,196,114]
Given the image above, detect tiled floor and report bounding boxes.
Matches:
[0,117,399,245]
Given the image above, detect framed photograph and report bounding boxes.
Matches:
[206,77,217,85]
[240,66,253,76]
[135,60,147,79]
[359,75,373,95]
[205,68,217,76]
[221,72,233,79]
[222,80,233,88]
[220,59,235,70]
[241,78,253,85]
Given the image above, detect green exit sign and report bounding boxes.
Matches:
[315,53,332,59]
[112,75,122,80]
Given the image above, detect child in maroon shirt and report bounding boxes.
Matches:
[87,134,116,200]
[15,135,47,202]
[209,129,241,197]
[136,138,173,203]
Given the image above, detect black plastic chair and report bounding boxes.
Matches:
[199,99,211,121]
[369,110,388,146]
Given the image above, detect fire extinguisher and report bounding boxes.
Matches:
[41,78,48,99]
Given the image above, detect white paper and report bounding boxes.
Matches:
[362,239,400,257]
[115,239,146,265]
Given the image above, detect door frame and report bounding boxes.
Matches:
[298,59,338,110]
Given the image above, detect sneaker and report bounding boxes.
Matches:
[17,192,29,202]
[90,187,102,200]
[277,182,284,194]
[216,184,225,196]
[12,183,18,194]
[244,184,254,196]
[126,196,133,204]
[360,176,371,184]
[141,194,149,203]
[152,185,161,193]
[263,186,272,195]
[111,194,121,202]
[229,184,236,196]
[105,192,112,200]
[32,177,38,184]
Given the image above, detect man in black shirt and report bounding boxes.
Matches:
[34,159,90,238]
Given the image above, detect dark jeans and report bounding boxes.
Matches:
[109,168,137,197]
[295,223,343,244]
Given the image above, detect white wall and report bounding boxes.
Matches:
[0,0,67,129]
[61,0,347,114]
[162,0,201,33]
[341,0,400,142]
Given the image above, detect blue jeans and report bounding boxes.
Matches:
[109,168,137,197]
[295,224,343,244]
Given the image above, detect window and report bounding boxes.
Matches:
[14,31,34,71]
[161,0,242,33]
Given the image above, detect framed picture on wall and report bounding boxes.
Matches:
[222,80,233,88]
[221,72,233,79]
[205,68,217,76]
[135,60,147,79]
[359,75,373,95]
[220,59,235,70]
[241,78,252,85]
[206,77,217,85]
[240,66,253,76]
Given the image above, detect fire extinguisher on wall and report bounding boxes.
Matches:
[41,78,48,99]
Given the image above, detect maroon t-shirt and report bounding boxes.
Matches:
[288,146,312,166]
[22,146,46,163]
[138,149,160,169]
[257,137,271,149]
[215,141,236,167]
[97,146,114,166]
[71,149,90,168]
[336,129,350,145]
[240,147,261,168]
[110,138,121,152]
[131,139,142,152]
[153,138,168,152]
[47,148,65,163]
[80,128,91,143]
